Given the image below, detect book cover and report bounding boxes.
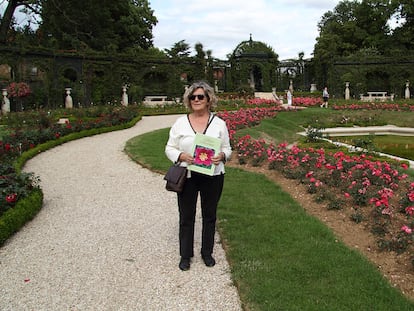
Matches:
[188,133,221,176]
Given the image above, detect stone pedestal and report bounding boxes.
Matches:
[310,84,317,93]
[345,82,350,100]
[65,88,73,109]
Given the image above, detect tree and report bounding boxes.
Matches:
[38,0,157,52]
[193,43,215,82]
[354,0,393,50]
[391,0,414,51]
[1,0,157,51]
[314,0,393,60]
[313,0,394,87]
[0,0,42,43]
[164,40,191,58]
[194,42,206,61]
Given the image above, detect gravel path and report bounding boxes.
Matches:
[0,115,242,311]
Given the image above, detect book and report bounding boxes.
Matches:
[188,133,221,176]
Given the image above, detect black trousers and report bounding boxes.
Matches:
[177,172,224,259]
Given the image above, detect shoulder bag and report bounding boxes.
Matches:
[164,163,187,193]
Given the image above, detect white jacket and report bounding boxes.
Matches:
[165,114,232,176]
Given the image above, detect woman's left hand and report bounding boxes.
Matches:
[212,152,225,165]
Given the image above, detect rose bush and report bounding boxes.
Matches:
[293,97,323,107]
[6,82,32,98]
[0,163,39,217]
[218,102,414,267]
[333,102,414,111]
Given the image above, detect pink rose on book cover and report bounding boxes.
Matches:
[193,146,215,168]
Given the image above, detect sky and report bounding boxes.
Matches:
[149,0,341,60]
[1,0,341,60]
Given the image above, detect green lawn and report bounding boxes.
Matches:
[125,124,414,310]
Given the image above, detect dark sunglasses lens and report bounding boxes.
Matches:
[190,94,205,100]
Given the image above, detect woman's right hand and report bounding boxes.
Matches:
[179,152,194,164]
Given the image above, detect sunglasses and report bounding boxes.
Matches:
[189,94,206,101]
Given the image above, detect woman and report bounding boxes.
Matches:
[322,86,329,108]
[165,81,232,271]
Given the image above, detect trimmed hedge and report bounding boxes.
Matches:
[0,188,43,246]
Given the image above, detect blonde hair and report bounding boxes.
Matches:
[183,81,218,112]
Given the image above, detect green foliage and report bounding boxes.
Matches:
[313,0,414,95]
[0,188,43,246]
[352,135,378,153]
[351,211,364,223]
[377,230,413,254]
[305,126,325,142]
[0,0,42,44]
[164,40,191,58]
[39,0,157,52]
[327,199,345,210]
[390,0,414,51]
[0,162,39,216]
[228,37,279,92]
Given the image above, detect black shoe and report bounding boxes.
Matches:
[202,255,216,267]
[179,258,190,271]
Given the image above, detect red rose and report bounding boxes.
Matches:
[6,193,17,203]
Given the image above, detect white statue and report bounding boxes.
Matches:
[122,85,129,106]
[2,89,10,114]
[345,82,350,100]
[287,89,292,106]
[65,88,73,109]
[289,80,294,94]
[405,81,410,99]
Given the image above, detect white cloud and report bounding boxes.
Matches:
[150,0,339,60]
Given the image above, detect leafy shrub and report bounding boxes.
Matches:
[305,126,324,143]
[0,188,43,246]
[0,163,39,216]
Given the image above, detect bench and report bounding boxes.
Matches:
[360,91,394,102]
[143,95,178,107]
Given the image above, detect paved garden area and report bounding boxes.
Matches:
[0,115,242,310]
